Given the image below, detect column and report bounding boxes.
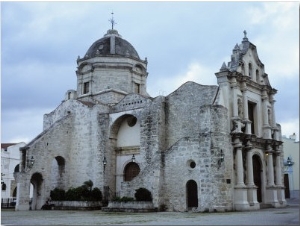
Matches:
[233,136,249,210]
[267,152,275,186]
[265,147,279,207]
[242,86,248,120]
[270,94,279,140]
[270,95,277,127]
[236,147,245,186]
[241,82,251,134]
[232,77,239,117]
[275,150,287,206]
[246,149,254,186]
[262,88,271,139]
[15,174,31,211]
[246,145,260,209]
[275,152,282,186]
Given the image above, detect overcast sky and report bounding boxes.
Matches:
[1,1,299,143]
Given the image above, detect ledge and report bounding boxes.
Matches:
[51,201,102,210]
[102,201,157,212]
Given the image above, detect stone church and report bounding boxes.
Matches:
[15,27,287,212]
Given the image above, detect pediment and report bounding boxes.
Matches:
[112,93,151,111]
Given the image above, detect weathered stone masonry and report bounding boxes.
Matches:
[15,29,286,212]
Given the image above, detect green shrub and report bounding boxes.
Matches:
[134,188,152,201]
[50,188,65,201]
[91,187,102,201]
[65,187,79,201]
[52,180,102,201]
[112,196,134,202]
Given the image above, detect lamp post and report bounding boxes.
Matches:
[284,156,294,198]
[103,156,107,171]
[131,154,136,163]
[28,156,35,168]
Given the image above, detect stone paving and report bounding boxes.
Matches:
[1,199,299,225]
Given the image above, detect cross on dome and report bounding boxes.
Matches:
[109,11,117,30]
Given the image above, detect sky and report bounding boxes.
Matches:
[1,1,299,143]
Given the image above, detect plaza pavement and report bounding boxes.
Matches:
[1,198,299,225]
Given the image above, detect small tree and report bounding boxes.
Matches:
[50,188,65,201]
[54,180,102,201]
[135,187,152,201]
[91,187,102,201]
[83,180,93,192]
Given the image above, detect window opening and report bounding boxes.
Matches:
[83,82,89,94]
[134,83,140,94]
[248,63,252,78]
[248,101,257,135]
[256,69,259,83]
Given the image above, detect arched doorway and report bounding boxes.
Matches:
[252,155,262,202]
[186,180,198,209]
[51,156,65,190]
[111,114,141,197]
[30,173,43,210]
[124,162,140,181]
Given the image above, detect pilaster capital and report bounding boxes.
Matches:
[231,133,244,147]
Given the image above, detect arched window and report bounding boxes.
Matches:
[124,162,140,181]
[256,69,260,82]
[14,164,20,173]
[248,63,252,78]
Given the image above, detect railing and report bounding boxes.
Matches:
[1,198,16,209]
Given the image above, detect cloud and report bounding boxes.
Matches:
[247,2,296,27]
[1,108,53,143]
[148,61,217,96]
[247,2,299,81]
[2,60,76,110]
[280,118,300,142]
[1,1,298,145]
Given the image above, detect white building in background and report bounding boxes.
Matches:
[1,142,26,200]
[282,133,299,199]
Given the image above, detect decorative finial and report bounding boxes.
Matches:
[243,30,247,38]
[109,11,117,30]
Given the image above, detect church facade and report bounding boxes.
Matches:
[15,28,286,212]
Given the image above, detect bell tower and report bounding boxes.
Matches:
[75,15,149,104]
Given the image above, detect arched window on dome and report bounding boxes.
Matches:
[134,83,140,94]
[83,82,90,94]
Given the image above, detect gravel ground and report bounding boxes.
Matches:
[1,200,299,225]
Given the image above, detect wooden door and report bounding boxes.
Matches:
[252,155,262,202]
[186,180,198,208]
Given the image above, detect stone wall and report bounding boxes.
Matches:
[165,81,219,148]
[162,104,233,212]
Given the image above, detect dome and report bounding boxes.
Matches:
[84,29,140,60]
